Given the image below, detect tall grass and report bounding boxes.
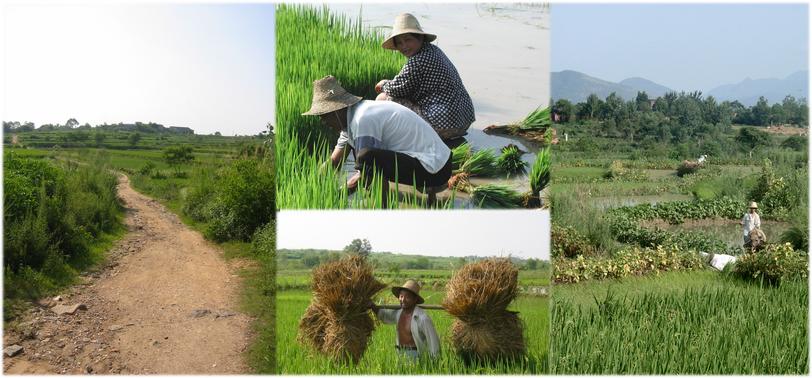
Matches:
[277,5,417,209]
[550,279,808,374]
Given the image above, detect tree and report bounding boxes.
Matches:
[735,127,772,150]
[128,132,142,146]
[585,94,602,120]
[552,99,575,123]
[214,131,222,136]
[635,91,651,112]
[94,132,106,146]
[65,118,79,128]
[343,238,372,258]
[163,145,195,173]
[751,96,771,126]
[525,258,539,270]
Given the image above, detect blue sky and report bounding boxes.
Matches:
[4,4,274,136]
[552,4,808,92]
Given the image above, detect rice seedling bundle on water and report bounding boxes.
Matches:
[443,258,526,362]
[298,254,386,363]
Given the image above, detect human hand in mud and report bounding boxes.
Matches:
[345,171,361,194]
[375,80,388,94]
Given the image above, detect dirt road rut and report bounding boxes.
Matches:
[4,175,251,374]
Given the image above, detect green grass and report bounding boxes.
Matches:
[550,271,808,374]
[277,288,548,374]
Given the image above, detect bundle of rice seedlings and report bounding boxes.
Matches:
[456,149,499,177]
[298,254,386,363]
[496,144,527,176]
[471,184,523,209]
[528,147,551,198]
[443,258,525,362]
[451,142,472,170]
[517,106,551,131]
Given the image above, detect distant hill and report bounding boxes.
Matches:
[707,70,808,106]
[552,70,673,103]
[618,77,673,98]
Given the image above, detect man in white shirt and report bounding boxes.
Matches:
[303,76,452,205]
[369,280,440,361]
[741,201,762,247]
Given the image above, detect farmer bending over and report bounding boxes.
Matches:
[369,280,440,360]
[304,75,452,206]
[741,201,764,249]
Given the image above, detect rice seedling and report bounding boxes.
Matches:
[455,149,500,177]
[496,144,527,176]
[471,184,523,209]
[277,5,422,209]
[517,106,551,131]
[529,147,551,197]
[451,142,472,170]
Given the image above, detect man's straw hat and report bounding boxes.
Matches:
[382,13,437,50]
[749,201,758,209]
[392,279,425,304]
[302,75,362,116]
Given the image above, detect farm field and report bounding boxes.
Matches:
[550,271,808,374]
[276,251,549,374]
[549,101,808,373]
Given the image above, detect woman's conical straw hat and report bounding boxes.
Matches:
[302,75,362,116]
[382,13,437,50]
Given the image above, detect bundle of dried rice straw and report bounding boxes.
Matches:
[297,254,386,363]
[443,258,525,362]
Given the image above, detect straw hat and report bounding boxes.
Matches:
[749,201,758,209]
[382,13,437,50]
[392,279,424,304]
[302,75,362,116]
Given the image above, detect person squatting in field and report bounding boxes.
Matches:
[369,280,441,361]
[331,12,476,163]
[304,75,452,206]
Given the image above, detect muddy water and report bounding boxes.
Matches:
[591,194,694,209]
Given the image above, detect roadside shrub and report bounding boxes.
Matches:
[204,159,275,242]
[138,161,156,176]
[780,135,806,151]
[732,243,808,284]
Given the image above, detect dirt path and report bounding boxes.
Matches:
[3,175,252,374]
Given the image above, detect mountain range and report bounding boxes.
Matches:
[552,70,808,106]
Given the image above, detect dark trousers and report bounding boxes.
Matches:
[355,148,452,190]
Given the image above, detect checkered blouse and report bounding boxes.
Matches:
[382,43,475,132]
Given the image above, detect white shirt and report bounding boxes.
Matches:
[376,306,440,358]
[343,101,451,174]
[742,212,761,236]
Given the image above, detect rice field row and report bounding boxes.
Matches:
[277,288,548,374]
[550,275,808,374]
[276,4,413,209]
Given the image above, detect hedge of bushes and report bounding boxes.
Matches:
[553,245,706,284]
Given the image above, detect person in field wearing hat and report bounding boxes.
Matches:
[369,279,440,360]
[373,12,475,141]
[741,201,762,248]
[304,75,452,205]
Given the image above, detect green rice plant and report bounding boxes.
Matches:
[451,142,471,170]
[276,5,425,209]
[496,145,527,176]
[471,184,523,209]
[517,106,551,131]
[529,147,551,197]
[456,149,499,177]
[551,278,808,374]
